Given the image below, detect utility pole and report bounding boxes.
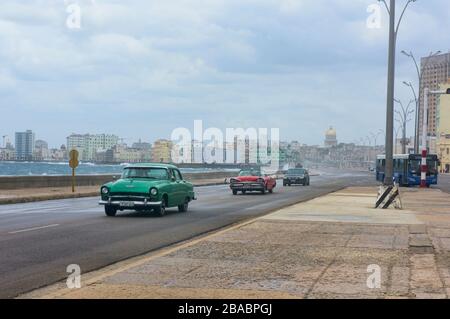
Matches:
[380,0,416,185]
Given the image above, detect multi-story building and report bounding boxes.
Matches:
[419,52,450,138]
[108,144,152,163]
[34,139,49,161]
[0,147,15,161]
[437,82,450,173]
[151,139,173,163]
[15,130,35,161]
[67,133,119,161]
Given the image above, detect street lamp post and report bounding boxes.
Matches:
[401,51,442,154]
[394,98,415,154]
[379,0,416,186]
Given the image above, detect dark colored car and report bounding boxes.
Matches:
[283,168,310,186]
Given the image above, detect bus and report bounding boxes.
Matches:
[376,154,439,187]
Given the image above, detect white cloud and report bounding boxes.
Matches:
[0,0,448,146]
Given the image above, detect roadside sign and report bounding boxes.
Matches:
[69,150,79,169]
[69,150,79,193]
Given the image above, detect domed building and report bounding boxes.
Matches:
[324,126,337,147]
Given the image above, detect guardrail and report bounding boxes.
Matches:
[0,172,237,190]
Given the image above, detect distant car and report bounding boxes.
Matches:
[230,168,276,195]
[99,163,196,217]
[283,168,310,186]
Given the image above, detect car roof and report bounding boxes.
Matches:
[124,163,178,169]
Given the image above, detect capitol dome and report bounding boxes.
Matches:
[324,126,337,147]
[325,126,336,138]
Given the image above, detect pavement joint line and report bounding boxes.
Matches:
[8,224,60,234]
[25,186,348,299]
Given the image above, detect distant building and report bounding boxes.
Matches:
[108,144,152,163]
[394,136,414,155]
[437,82,450,173]
[132,139,152,151]
[67,133,119,161]
[324,127,338,147]
[34,139,49,161]
[15,130,35,161]
[0,147,15,161]
[151,139,173,163]
[419,52,450,137]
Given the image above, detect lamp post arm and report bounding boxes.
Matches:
[395,0,413,37]
[379,0,390,14]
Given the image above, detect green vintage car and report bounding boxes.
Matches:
[99,163,196,217]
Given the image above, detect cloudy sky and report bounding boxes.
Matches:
[0,0,449,147]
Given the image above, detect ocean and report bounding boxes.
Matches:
[0,161,235,176]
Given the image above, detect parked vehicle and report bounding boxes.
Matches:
[283,168,310,186]
[99,163,196,217]
[375,154,439,187]
[229,168,276,195]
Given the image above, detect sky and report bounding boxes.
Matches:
[0,0,449,148]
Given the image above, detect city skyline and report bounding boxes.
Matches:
[1,1,449,147]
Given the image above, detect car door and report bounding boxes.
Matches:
[166,169,180,207]
[175,169,190,203]
[171,169,185,206]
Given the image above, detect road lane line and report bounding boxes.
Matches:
[8,224,60,234]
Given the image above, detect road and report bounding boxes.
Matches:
[437,174,450,193]
[0,170,374,298]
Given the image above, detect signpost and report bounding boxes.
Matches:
[69,150,79,193]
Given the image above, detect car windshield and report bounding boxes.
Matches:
[122,167,168,180]
[239,169,261,176]
[287,169,305,175]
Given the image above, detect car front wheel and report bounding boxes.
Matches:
[154,200,166,217]
[104,206,117,217]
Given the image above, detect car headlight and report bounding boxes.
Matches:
[101,187,109,194]
[150,188,158,196]
[230,178,238,184]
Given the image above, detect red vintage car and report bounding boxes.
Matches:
[229,168,277,195]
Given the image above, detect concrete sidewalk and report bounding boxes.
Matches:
[0,178,227,205]
[22,186,450,299]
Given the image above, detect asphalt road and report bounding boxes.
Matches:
[0,170,375,298]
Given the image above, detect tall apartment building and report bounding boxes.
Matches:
[419,52,450,138]
[67,133,119,161]
[15,130,35,161]
[437,82,450,173]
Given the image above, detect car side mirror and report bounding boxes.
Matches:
[171,176,176,182]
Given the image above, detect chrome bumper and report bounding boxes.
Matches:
[99,199,162,207]
[230,182,265,190]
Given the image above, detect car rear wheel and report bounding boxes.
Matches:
[154,200,166,217]
[242,190,247,195]
[232,190,238,195]
[178,198,189,213]
[104,206,117,217]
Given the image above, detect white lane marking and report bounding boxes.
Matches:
[8,224,60,234]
